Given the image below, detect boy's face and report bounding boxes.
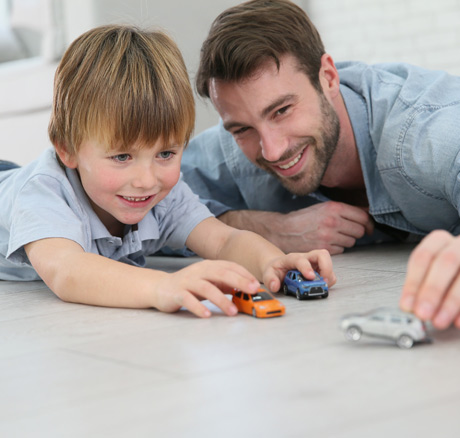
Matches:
[58,138,184,236]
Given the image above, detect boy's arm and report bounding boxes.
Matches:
[25,237,169,308]
[186,217,335,292]
[25,237,259,316]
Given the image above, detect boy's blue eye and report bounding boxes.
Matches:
[113,154,130,162]
[159,151,173,159]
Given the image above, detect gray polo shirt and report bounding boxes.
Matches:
[0,148,212,281]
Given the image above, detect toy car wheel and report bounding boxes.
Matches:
[282,284,289,295]
[396,334,414,349]
[345,326,361,342]
[321,292,329,299]
[252,308,257,318]
[296,289,301,300]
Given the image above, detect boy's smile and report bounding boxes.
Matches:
[58,139,184,236]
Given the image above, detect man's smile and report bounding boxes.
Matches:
[278,150,304,170]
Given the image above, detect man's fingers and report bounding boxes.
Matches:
[400,231,459,316]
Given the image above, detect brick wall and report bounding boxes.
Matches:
[306,0,460,75]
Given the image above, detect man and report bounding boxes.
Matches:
[181,0,460,330]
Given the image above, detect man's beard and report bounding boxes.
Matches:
[256,93,340,196]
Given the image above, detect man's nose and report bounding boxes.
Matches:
[259,128,287,162]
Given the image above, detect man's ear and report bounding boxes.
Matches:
[54,144,78,169]
[319,54,340,98]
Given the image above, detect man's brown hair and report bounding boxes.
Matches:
[196,0,325,98]
[49,25,195,155]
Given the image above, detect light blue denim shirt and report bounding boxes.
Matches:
[182,61,460,237]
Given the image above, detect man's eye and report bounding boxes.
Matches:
[234,127,249,135]
[112,154,130,162]
[276,105,290,116]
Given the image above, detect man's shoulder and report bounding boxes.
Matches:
[188,122,235,151]
[338,61,460,96]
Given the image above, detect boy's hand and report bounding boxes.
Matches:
[261,249,336,293]
[153,260,260,318]
[400,230,460,329]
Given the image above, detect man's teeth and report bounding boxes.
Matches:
[279,152,303,170]
[123,196,150,202]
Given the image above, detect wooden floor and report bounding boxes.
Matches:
[1,243,460,437]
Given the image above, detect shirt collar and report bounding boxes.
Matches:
[340,84,400,215]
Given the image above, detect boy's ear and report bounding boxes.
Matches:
[54,144,77,169]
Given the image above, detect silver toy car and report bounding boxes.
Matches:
[340,307,431,349]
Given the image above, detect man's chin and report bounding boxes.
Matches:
[277,175,320,197]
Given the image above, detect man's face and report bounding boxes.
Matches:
[209,54,340,196]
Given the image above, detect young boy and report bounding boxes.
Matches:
[0,25,335,318]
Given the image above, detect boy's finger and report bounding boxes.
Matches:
[180,293,213,318]
[188,281,239,316]
[295,250,335,285]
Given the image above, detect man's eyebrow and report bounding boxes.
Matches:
[261,94,296,118]
[223,121,245,131]
[223,94,297,132]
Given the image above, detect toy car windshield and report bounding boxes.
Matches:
[252,292,271,301]
[296,272,321,282]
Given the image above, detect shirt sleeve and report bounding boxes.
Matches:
[181,124,248,216]
[152,179,214,250]
[7,174,89,264]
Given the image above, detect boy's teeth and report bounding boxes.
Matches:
[123,196,149,202]
[279,152,303,170]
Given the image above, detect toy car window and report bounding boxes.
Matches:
[370,315,384,321]
[252,292,271,301]
[235,291,242,298]
[243,294,250,301]
[390,317,402,323]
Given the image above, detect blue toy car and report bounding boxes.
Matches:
[282,270,328,300]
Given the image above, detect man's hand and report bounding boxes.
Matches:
[400,230,460,329]
[219,201,374,254]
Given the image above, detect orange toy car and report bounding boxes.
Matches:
[231,287,285,318]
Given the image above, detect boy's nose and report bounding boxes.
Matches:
[132,165,157,188]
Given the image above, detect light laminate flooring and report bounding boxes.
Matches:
[1,243,459,438]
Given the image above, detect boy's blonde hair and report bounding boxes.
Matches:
[49,25,195,155]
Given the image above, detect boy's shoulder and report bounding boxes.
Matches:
[0,147,82,215]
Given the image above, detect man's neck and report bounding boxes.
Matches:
[321,91,365,191]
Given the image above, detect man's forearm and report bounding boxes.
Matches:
[218,210,284,241]
[217,202,373,254]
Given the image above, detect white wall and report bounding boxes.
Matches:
[308,0,460,74]
[1,0,245,164]
[89,0,245,135]
[2,0,460,165]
